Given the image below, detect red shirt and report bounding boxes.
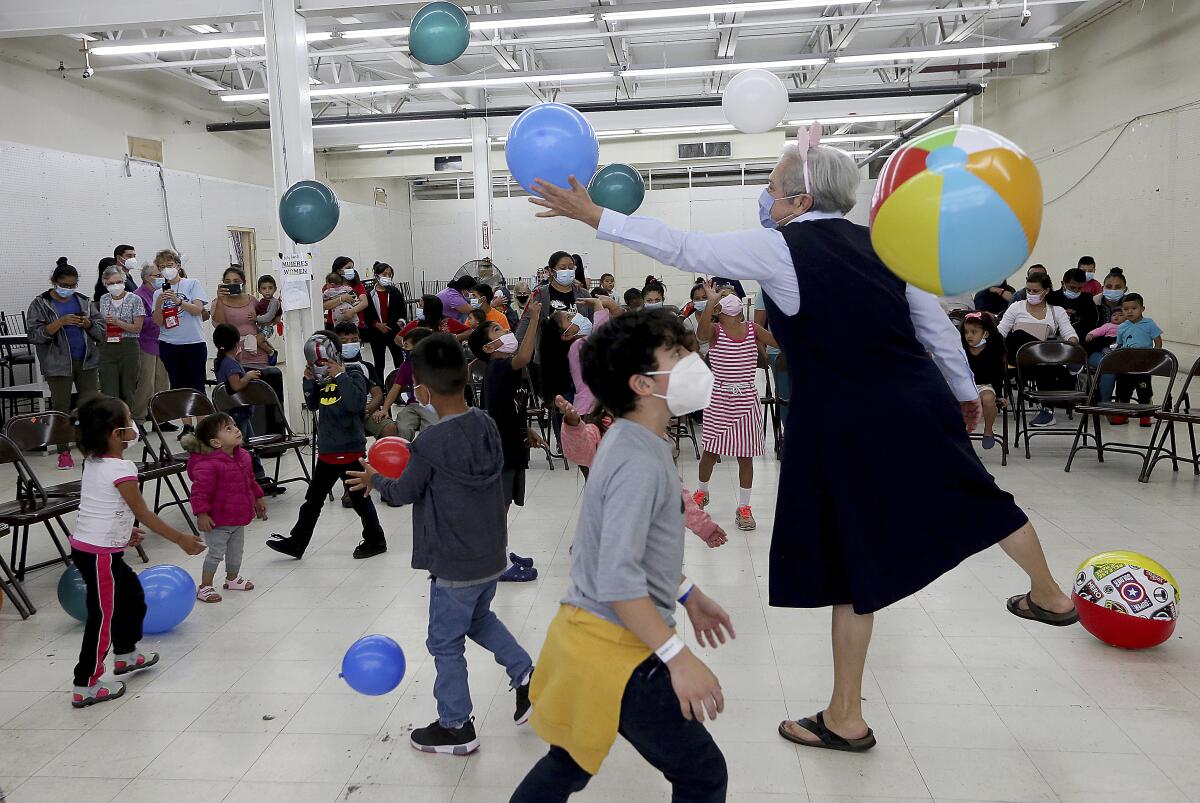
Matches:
[398,317,468,338]
[374,286,389,325]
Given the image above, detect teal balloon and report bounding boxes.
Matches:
[588,163,646,215]
[409,2,470,66]
[279,180,340,245]
[58,564,89,623]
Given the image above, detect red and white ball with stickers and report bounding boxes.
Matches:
[1072,550,1181,649]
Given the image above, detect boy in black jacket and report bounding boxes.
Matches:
[267,331,386,560]
[347,333,533,756]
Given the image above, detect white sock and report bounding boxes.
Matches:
[738,487,752,507]
[698,481,709,493]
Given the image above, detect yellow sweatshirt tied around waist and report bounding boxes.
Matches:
[530,604,657,775]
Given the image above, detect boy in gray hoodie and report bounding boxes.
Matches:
[347,333,533,756]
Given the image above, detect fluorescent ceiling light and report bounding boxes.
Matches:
[358,138,471,151]
[187,24,219,34]
[416,71,613,89]
[341,26,409,38]
[820,133,902,143]
[596,129,638,138]
[835,42,1058,64]
[221,81,411,102]
[603,0,862,22]
[335,16,362,24]
[640,124,736,135]
[92,30,330,55]
[626,57,825,77]
[786,113,931,125]
[470,15,585,30]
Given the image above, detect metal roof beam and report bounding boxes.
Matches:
[0,0,260,39]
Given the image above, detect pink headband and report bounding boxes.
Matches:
[964,312,984,320]
[797,121,822,194]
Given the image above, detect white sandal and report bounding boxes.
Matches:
[223,576,255,591]
[196,585,223,603]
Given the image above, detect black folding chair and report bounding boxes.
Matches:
[212,380,312,489]
[0,433,76,582]
[1145,355,1200,482]
[519,368,558,470]
[0,312,36,387]
[967,369,1012,467]
[1066,348,1179,482]
[0,523,34,618]
[1013,341,1092,459]
[144,389,211,534]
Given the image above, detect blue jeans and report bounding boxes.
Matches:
[1089,351,1116,403]
[427,578,532,728]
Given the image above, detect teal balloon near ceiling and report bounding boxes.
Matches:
[588,163,646,215]
[409,2,471,66]
[278,180,340,244]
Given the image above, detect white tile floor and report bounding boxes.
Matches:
[1,423,1199,802]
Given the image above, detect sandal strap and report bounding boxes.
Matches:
[812,712,853,747]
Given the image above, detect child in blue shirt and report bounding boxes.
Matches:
[1107,293,1163,426]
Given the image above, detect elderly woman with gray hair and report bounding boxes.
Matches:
[528,134,1077,753]
[98,260,145,407]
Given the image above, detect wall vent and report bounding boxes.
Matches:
[127,135,163,163]
[677,141,731,160]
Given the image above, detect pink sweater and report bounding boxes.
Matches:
[187,447,263,527]
[567,338,597,416]
[560,420,719,542]
[1088,321,1119,339]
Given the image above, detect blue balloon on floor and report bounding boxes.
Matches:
[58,564,89,623]
[341,634,407,696]
[409,2,470,66]
[279,180,340,245]
[589,163,646,215]
[505,102,599,196]
[139,564,196,634]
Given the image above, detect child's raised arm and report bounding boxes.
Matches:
[117,481,206,555]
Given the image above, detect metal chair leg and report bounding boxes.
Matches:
[1064,412,1090,472]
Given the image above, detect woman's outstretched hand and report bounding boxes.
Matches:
[530,176,604,228]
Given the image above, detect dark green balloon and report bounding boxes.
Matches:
[58,564,89,623]
[409,2,470,66]
[278,180,340,245]
[588,163,646,215]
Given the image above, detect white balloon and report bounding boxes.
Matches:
[721,69,788,134]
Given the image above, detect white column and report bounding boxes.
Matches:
[470,118,493,260]
[263,0,316,426]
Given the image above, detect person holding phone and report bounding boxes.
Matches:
[212,265,266,366]
[27,258,106,469]
[151,251,209,434]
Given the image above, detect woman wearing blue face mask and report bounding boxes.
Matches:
[514,251,593,383]
[27,258,106,469]
[1094,268,1127,324]
[527,133,1078,753]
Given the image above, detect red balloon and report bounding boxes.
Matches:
[1073,593,1176,650]
[368,437,411,479]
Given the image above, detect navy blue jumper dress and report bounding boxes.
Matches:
[765,218,1029,614]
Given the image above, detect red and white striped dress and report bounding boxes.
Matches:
[701,322,764,458]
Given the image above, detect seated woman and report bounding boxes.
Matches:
[997,273,1078,428]
[1094,267,1127,325]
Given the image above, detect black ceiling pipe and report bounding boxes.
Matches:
[205,82,985,133]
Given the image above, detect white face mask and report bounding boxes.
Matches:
[414,307,425,321]
[342,268,356,280]
[718,295,743,317]
[567,312,593,338]
[119,426,140,446]
[643,352,714,416]
[644,301,663,310]
[106,282,126,296]
[1027,292,1044,305]
[414,384,436,415]
[161,267,179,282]
[377,276,392,287]
[490,332,519,354]
[124,258,138,271]
[692,300,707,312]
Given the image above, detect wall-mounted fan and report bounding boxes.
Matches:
[452,258,506,286]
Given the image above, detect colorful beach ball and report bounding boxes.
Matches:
[1072,551,1181,650]
[869,125,1043,296]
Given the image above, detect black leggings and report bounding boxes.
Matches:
[510,656,728,802]
[159,340,208,392]
[288,458,385,553]
[72,548,145,688]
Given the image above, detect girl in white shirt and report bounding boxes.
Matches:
[996,274,1079,428]
[69,397,206,709]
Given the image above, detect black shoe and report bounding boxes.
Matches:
[514,670,533,725]
[259,481,287,497]
[509,552,534,569]
[266,536,304,559]
[342,495,353,508]
[352,541,387,560]
[409,718,479,755]
[177,424,195,439]
[157,421,179,432]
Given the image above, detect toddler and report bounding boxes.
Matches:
[69,396,205,707]
[1109,293,1163,425]
[182,413,266,602]
[323,273,358,324]
[961,312,1007,450]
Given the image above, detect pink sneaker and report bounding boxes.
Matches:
[57,452,74,470]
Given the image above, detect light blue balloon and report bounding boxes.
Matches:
[409,2,470,66]
[278,180,340,245]
[504,102,599,196]
[589,163,646,215]
[340,634,407,696]
[58,564,89,623]
[138,564,196,634]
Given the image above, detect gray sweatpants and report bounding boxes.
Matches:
[202,525,245,577]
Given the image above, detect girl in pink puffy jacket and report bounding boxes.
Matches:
[181,413,267,602]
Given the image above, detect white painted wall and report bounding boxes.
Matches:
[979,1,1200,349]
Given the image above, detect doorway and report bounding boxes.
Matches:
[227,227,258,286]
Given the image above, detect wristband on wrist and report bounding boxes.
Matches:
[654,634,685,663]
[677,580,696,605]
